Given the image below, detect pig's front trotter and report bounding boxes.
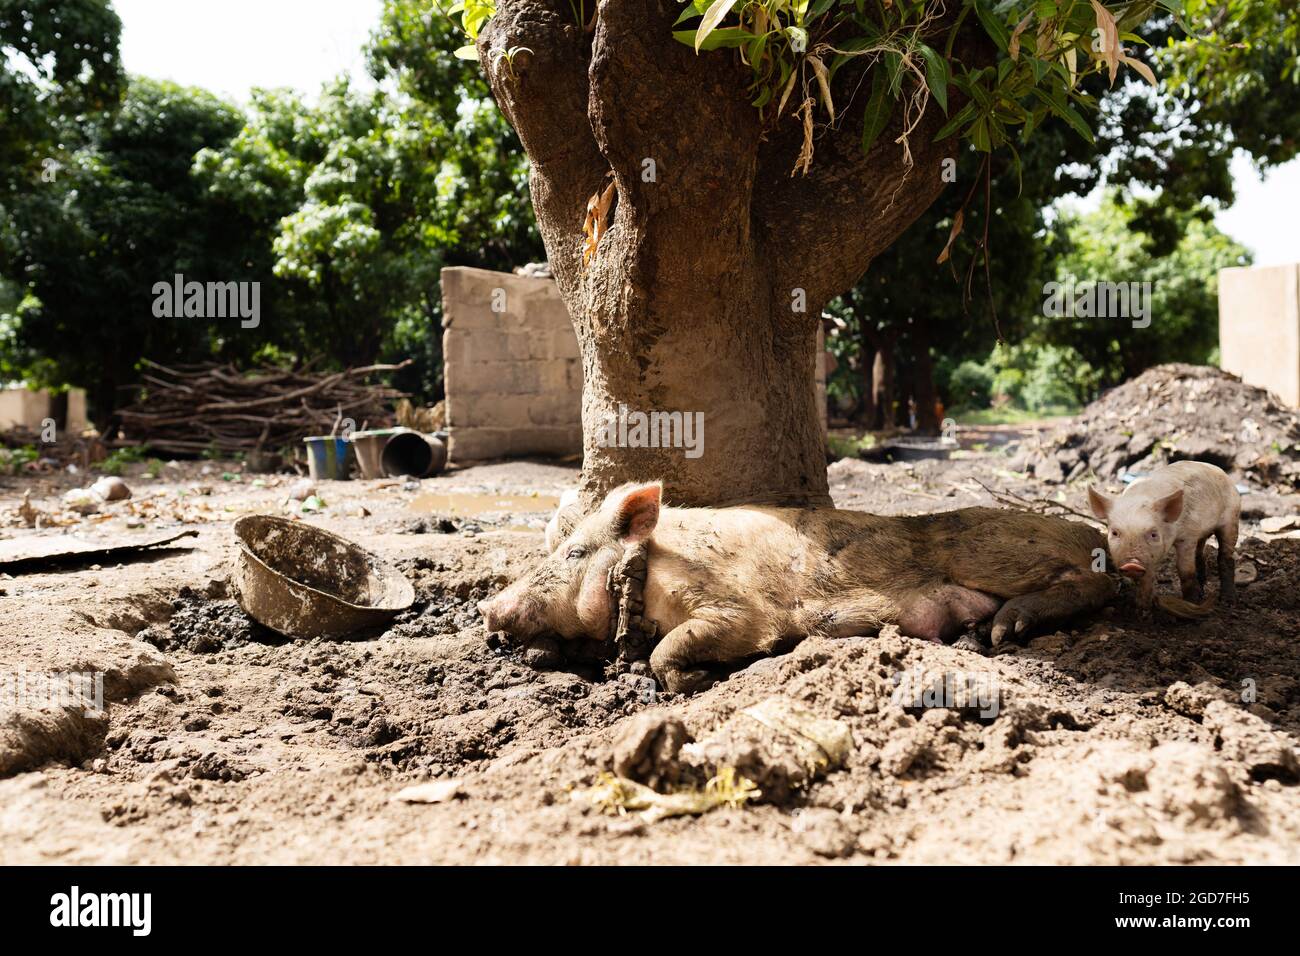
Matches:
[649,618,734,695]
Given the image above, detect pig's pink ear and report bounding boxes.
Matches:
[1087,486,1111,520]
[607,482,661,544]
[1157,488,1184,522]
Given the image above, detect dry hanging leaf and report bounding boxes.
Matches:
[808,55,834,123]
[1120,52,1158,88]
[582,177,616,270]
[936,208,964,265]
[1090,0,1120,86]
[775,67,798,119]
[1009,13,1033,61]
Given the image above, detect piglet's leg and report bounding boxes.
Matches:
[1195,534,1210,589]
[1216,520,1239,602]
[1175,539,1203,602]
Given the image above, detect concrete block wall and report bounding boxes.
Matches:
[0,387,89,434]
[442,265,832,464]
[1219,263,1300,406]
[441,266,583,463]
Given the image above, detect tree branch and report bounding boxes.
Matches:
[477,0,605,295]
[754,85,958,314]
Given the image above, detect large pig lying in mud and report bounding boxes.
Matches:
[479,483,1114,694]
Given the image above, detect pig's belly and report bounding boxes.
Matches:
[895,585,1001,643]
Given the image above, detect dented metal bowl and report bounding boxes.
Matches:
[232,515,414,639]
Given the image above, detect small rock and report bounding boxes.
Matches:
[521,637,562,669]
[62,488,100,514]
[611,714,690,791]
[90,475,131,501]
[392,779,463,804]
[286,479,316,502]
[1259,515,1299,534]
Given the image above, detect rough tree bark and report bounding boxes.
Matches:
[478,0,959,509]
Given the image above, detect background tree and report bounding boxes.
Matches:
[825,0,1299,434]
[6,79,257,415]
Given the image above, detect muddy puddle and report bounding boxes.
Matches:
[410,491,558,517]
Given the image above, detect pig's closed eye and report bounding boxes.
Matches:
[567,546,587,560]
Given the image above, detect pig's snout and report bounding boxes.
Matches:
[1119,560,1146,579]
[478,591,541,637]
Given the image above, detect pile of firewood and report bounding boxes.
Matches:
[114,359,410,457]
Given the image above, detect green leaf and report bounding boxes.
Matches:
[1032,88,1095,143]
[933,100,977,141]
[453,45,479,61]
[695,0,742,53]
[918,44,950,114]
[861,69,893,153]
[673,27,751,51]
[973,1,1010,52]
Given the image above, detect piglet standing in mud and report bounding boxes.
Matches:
[1087,460,1241,617]
[480,483,1115,694]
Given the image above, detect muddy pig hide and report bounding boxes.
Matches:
[479,483,1114,693]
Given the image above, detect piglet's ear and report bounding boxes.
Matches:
[1087,485,1111,521]
[606,482,661,544]
[1157,488,1184,523]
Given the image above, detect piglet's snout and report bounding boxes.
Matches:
[1119,560,1146,579]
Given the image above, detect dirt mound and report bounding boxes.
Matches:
[1011,364,1300,487]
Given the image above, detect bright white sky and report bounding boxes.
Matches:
[113,0,1299,267]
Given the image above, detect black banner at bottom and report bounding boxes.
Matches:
[0,865,1280,940]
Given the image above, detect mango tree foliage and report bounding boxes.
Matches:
[445,0,1180,173]
[0,0,125,193]
[6,79,257,413]
[1034,192,1250,384]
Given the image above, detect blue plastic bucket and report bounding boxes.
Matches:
[303,436,354,481]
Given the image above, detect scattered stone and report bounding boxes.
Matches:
[90,476,131,501]
[1259,515,1299,534]
[62,488,100,515]
[286,479,315,502]
[392,779,463,804]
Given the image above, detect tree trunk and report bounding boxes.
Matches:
[871,334,896,429]
[857,338,878,424]
[912,325,941,436]
[477,0,960,509]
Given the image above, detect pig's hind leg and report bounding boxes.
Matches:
[990,570,1115,645]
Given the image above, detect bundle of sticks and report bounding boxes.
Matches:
[114,359,410,456]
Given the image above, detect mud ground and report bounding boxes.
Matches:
[1,438,1298,864]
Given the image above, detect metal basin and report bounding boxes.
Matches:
[232,515,414,638]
